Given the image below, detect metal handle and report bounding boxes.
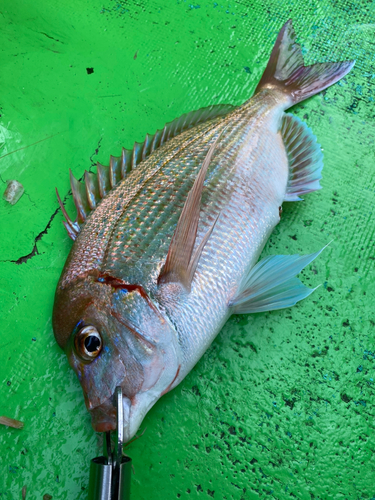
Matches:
[116,456,132,500]
[88,456,112,500]
[87,455,132,500]
[87,388,132,500]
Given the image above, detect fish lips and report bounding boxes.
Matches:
[90,393,136,442]
[90,393,131,433]
[90,397,117,432]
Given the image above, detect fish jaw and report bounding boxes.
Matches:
[89,390,164,441]
[88,365,181,440]
[89,397,117,432]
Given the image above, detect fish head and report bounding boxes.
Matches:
[52,271,181,441]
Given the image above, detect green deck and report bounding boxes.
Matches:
[1,1,375,498]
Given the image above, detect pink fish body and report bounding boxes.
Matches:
[53,21,354,441]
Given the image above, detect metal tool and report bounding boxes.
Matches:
[88,387,132,500]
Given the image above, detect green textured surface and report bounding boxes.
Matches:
[1,1,375,498]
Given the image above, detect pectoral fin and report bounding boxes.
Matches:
[229,248,324,314]
[158,133,223,291]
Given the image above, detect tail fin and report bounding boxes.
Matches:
[255,20,355,105]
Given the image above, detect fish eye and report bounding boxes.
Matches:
[74,325,102,361]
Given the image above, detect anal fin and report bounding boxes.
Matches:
[229,248,324,314]
[281,114,324,202]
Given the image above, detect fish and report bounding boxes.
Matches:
[52,20,354,442]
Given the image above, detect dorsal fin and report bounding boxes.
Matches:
[56,188,80,240]
[59,103,235,240]
[157,132,223,291]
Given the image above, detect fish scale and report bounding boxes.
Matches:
[61,116,224,287]
[101,96,274,287]
[53,20,354,440]
[165,101,288,374]
[61,96,271,290]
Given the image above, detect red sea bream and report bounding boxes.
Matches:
[52,21,354,441]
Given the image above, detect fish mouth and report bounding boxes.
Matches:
[89,393,133,436]
[90,397,117,432]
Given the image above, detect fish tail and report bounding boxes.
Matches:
[255,20,354,105]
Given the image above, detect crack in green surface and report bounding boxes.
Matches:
[89,137,103,169]
[39,32,63,43]
[2,207,60,265]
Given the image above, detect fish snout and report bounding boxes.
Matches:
[90,397,117,432]
[89,392,133,439]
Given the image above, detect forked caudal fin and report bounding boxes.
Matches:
[255,19,355,105]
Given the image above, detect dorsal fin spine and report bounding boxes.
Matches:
[167,123,174,140]
[135,142,143,164]
[62,220,79,240]
[59,103,236,240]
[169,120,178,138]
[109,156,115,188]
[84,171,97,210]
[141,134,151,160]
[132,142,141,170]
[56,187,80,240]
[69,170,89,223]
[121,148,132,177]
[97,163,110,198]
[160,125,167,145]
[151,130,162,152]
[109,155,122,188]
